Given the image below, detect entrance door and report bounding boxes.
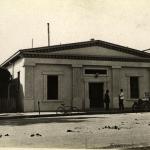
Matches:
[89,82,104,109]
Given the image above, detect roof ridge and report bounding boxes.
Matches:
[21,40,139,52]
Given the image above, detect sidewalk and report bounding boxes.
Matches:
[0,109,134,120]
[0,111,87,120]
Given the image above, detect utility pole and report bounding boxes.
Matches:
[47,22,50,46]
[32,38,34,48]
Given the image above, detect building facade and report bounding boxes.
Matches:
[1,40,150,112]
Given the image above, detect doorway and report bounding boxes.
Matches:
[89,82,104,109]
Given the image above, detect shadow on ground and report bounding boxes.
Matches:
[0,116,106,126]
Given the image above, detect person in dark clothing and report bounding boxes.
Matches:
[104,90,110,110]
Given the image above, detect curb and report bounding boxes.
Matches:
[0,112,86,120]
[0,110,139,120]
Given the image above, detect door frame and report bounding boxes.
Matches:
[84,78,109,110]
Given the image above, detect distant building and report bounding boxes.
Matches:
[1,40,150,112]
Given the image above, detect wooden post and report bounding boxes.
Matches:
[38,101,40,115]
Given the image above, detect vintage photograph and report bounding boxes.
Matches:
[0,0,150,149]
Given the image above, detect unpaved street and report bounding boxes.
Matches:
[0,113,149,149]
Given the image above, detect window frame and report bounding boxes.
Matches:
[42,72,63,101]
[83,68,108,77]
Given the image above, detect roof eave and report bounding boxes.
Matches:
[0,50,21,68]
[22,52,150,62]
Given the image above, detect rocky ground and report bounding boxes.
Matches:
[0,112,149,149]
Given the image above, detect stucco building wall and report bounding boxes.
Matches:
[33,64,72,111]
[120,67,150,108]
[22,57,150,112]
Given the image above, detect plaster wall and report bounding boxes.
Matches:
[28,64,73,111]
[24,57,150,111]
[112,67,150,108]
[121,68,150,108]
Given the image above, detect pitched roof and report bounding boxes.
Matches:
[1,39,150,67]
[21,40,150,57]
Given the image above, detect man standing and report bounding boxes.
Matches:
[104,90,110,110]
[119,89,124,111]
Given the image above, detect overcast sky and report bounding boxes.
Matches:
[1,0,150,64]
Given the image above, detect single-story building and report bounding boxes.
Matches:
[1,39,150,112]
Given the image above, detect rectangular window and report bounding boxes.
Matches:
[85,69,107,75]
[130,77,139,98]
[47,75,58,100]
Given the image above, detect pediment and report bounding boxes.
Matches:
[50,46,141,58]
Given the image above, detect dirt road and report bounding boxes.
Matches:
[0,112,149,149]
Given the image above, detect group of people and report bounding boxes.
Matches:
[104,89,124,111]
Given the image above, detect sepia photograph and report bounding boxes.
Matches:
[0,0,150,149]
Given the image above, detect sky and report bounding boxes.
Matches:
[1,0,150,64]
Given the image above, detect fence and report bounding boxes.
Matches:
[0,97,16,113]
[0,78,19,113]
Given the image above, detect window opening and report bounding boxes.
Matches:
[47,75,58,100]
[130,76,139,98]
